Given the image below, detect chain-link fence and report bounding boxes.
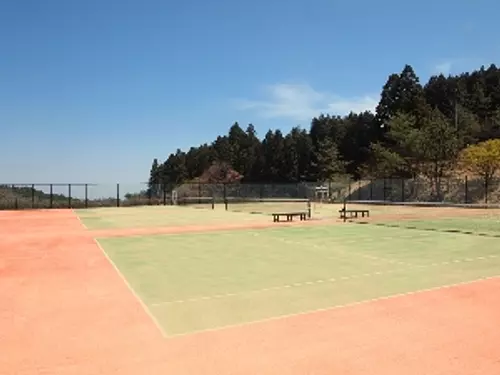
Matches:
[1,176,499,210]
[0,183,165,210]
[343,176,500,204]
[174,182,324,201]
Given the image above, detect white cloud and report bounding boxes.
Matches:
[233,83,378,121]
[432,58,489,77]
[433,61,453,76]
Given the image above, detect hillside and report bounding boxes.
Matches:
[5,64,500,208]
[147,63,500,204]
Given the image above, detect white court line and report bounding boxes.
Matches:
[72,209,89,230]
[93,239,168,337]
[151,254,498,307]
[166,274,500,339]
[73,209,167,336]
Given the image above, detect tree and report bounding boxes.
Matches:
[459,139,500,194]
[363,143,406,178]
[261,130,287,182]
[198,161,243,183]
[416,108,462,200]
[312,137,345,182]
[375,65,426,131]
[148,158,161,196]
[146,62,500,204]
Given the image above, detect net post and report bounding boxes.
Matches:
[307,199,311,218]
[116,183,120,207]
[211,196,215,210]
[224,198,228,211]
[343,199,347,223]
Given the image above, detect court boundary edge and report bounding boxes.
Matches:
[166,274,500,339]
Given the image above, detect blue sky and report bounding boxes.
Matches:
[1,0,499,190]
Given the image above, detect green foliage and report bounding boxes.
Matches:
[312,137,345,182]
[148,63,500,188]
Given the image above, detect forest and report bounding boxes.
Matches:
[149,64,500,198]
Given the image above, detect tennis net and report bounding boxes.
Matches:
[176,196,215,210]
[224,197,311,215]
[346,200,500,237]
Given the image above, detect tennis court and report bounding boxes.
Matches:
[76,204,271,230]
[98,224,500,336]
[2,202,500,374]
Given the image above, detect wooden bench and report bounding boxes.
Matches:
[339,209,370,219]
[272,212,308,222]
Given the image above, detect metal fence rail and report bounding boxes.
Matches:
[1,176,499,210]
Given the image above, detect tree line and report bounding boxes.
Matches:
[149,64,500,196]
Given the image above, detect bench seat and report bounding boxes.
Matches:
[272,212,308,222]
[339,209,370,219]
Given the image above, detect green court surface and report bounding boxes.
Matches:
[76,205,270,230]
[97,224,500,336]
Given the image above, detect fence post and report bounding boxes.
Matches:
[358,181,362,200]
[369,179,373,200]
[383,178,387,201]
[348,181,351,200]
[12,185,17,210]
[49,184,53,208]
[116,183,120,207]
[464,176,468,204]
[147,187,152,205]
[31,184,35,209]
[485,178,489,204]
[389,177,393,201]
[162,186,167,205]
[223,183,227,201]
[84,184,88,208]
[401,179,405,202]
[68,184,72,208]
